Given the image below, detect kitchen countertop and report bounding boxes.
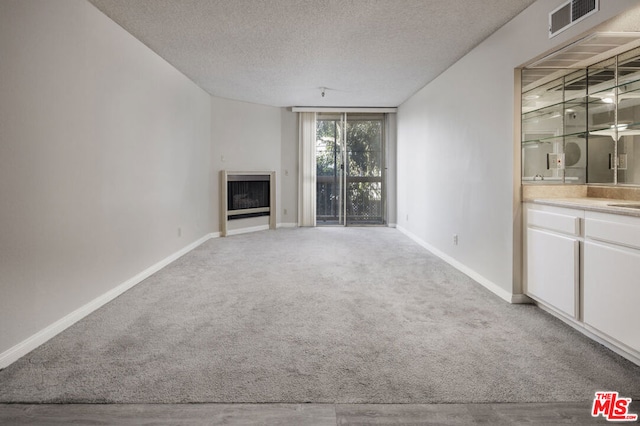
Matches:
[526,197,640,218]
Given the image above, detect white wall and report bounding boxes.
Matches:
[0,0,211,359]
[396,0,640,299]
[210,97,289,231]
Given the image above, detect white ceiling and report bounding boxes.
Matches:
[87,0,536,107]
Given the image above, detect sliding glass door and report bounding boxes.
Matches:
[316,113,385,225]
[345,115,385,224]
[316,114,345,225]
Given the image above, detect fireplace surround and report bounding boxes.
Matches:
[220,170,276,236]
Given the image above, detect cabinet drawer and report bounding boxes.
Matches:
[527,209,581,236]
[585,217,640,250]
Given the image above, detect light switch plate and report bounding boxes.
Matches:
[618,153,628,170]
[547,153,565,170]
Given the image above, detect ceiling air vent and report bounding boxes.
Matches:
[549,0,599,38]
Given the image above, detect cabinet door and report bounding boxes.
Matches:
[584,241,640,353]
[526,228,579,317]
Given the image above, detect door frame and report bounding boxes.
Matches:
[315,112,386,226]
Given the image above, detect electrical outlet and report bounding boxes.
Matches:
[283,208,288,215]
[453,234,458,245]
[178,227,182,237]
[619,154,628,170]
[547,153,565,170]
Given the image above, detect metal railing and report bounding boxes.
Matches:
[316,177,383,224]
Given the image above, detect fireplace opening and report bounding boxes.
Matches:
[221,170,275,237]
[227,175,270,220]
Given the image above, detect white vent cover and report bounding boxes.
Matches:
[549,0,599,38]
[528,32,640,69]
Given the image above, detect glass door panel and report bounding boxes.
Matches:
[316,114,345,225]
[345,115,384,224]
[316,113,385,226]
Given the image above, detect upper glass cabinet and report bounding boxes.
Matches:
[522,46,640,185]
[522,70,588,184]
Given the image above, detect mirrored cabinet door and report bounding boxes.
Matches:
[522,46,640,186]
[521,70,588,184]
[615,49,640,183]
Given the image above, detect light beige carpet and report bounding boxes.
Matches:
[1,227,639,403]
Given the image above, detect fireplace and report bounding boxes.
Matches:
[221,171,276,236]
[227,175,270,218]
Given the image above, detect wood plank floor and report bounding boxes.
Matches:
[2,401,637,425]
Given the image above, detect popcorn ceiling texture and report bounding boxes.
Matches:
[87,0,535,107]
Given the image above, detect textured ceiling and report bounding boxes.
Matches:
[87,0,536,107]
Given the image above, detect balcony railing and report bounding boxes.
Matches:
[317,176,383,224]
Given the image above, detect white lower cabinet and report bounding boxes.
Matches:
[524,204,581,319]
[526,228,578,317]
[583,213,640,354]
[525,203,640,364]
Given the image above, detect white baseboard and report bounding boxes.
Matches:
[0,233,216,369]
[225,225,270,236]
[534,301,640,367]
[583,324,640,367]
[396,225,516,304]
[388,223,397,228]
[277,222,298,228]
[510,293,533,304]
